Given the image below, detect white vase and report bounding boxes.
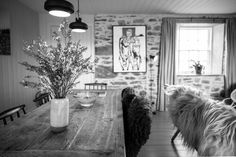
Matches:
[50,98,69,133]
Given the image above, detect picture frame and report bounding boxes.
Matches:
[112,25,146,72]
[0,29,10,55]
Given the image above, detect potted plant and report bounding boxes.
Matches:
[191,60,204,75]
[19,19,93,132]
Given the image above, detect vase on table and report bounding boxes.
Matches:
[19,20,93,133]
[50,98,69,133]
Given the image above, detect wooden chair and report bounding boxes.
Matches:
[171,129,180,142]
[0,104,26,125]
[122,88,152,157]
[84,83,107,90]
[33,92,52,107]
[84,83,108,97]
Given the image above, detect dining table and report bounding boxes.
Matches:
[0,89,125,157]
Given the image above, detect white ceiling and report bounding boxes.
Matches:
[18,0,236,15]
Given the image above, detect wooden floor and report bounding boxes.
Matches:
[137,111,198,157]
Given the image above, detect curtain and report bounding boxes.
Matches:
[225,18,236,97]
[157,18,176,111]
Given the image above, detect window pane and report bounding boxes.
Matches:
[178,50,210,74]
[198,29,211,50]
[179,28,210,51]
[176,23,224,75]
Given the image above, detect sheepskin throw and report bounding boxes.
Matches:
[165,85,236,156]
[121,87,152,157]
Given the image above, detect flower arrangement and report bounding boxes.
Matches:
[19,19,93,99]
[191,60,204,74]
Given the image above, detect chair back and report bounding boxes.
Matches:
[34,92,52,107]
[0,104,26,125]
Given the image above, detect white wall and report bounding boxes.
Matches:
[0,9,10,29]
[39,14,95,89]
[0,0,39,112]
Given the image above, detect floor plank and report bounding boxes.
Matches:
[137,112,197,157]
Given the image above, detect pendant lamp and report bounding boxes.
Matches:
[69,0,88,33]
[44,0,74,17]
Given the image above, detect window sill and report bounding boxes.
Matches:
[176,74,224,77]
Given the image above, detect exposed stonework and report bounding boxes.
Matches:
[95,65,117,78]
[177,75,225,99]
[95,45,112,55]
[94,14,162,111]
[125,76,136,80]
[118,20,126,25]
[149,18,157,22]
[133,19,145,23]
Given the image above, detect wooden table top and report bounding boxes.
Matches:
[0,89,125,157]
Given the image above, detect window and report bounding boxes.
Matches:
[176,23,225,75]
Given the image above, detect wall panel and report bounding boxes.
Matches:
[0,0,39,112]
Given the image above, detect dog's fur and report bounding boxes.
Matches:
[165,85,236,156]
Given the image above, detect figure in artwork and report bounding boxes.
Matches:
[119,28,142,71]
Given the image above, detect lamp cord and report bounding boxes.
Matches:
[77,0,80,18]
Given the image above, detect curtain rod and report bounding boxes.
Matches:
[164,17,227,23]
[163,13,236,19]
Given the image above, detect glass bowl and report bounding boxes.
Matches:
[74,92,97,107]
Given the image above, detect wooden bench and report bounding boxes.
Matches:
[0,104,26,125]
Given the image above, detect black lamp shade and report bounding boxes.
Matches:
[44,0,74,17]
[69,18,88,32]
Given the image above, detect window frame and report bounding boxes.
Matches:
[175,23,224,75]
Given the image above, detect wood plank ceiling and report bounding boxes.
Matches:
[18,0,236,15]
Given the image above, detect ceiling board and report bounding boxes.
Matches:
[17,0,236,15]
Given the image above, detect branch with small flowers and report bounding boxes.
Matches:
[19,19,95,99]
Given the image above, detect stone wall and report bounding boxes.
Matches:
[176,75,225,99]
[94,14,162,110]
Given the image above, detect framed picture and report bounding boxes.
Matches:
[0,29,10,55]
[113,25,146,72]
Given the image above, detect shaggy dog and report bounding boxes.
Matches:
[165,85,236,156]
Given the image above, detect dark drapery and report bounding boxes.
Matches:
[225,18,236,97]
[157,18,176,111]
